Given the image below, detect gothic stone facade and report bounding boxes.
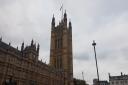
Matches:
[109,73,128,85]
[0,12,73,85]
[93,79,109,85]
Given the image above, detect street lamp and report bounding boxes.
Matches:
[92,40,100,85]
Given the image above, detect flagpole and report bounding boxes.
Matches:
[60,4,63,19]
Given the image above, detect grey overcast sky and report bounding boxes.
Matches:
[0,0,128,84]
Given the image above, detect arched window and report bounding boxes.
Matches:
[56,56,62,69]
[55,37,62,49]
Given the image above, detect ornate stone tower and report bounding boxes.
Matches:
[50,11,73,85]
[21,40,40,62]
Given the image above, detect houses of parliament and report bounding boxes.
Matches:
[0,12,74,85]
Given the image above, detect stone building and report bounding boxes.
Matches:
[0,12,73,85]
[109,72,128,85]
[93,79,109,85]
[73,78,89,85]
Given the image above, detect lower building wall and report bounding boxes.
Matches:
[0,57,65,85]
[0,74,64,85]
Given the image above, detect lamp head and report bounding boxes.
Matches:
[92,40,96,46]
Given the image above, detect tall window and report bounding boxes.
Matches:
[55,37,62,48]
[56,56,62,69]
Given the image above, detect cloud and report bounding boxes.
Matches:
[74,53,90,61]
[0,0,128,84]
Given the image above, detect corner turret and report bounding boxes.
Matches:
[51,14,55,30]
[31,39,34,46]
[21,42,24,51]
[37,43,40,56]
[64,10,67,22]
[23,40,39,62]
[69,20,72,32]
[0,37,2,41]
[63,10,67,26]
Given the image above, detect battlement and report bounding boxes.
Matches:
[0,39,39,60]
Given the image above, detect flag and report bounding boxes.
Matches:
[60,4,63,11]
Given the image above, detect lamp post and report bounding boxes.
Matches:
[92,40,100,85]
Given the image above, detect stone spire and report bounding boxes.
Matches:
[0,36,2,41]
[69,20,72,29]
[51,14,55,29]
[64,10,67,24]
[37,43,40,55]
[21,42,24,51]
[31,39,34,46]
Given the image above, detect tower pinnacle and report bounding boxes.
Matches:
[31,39,34,46]
[37,43,40,55]
[21,42,24,51]
[51,14,55,29]
[64,10,67,18]
[69,20,72,32]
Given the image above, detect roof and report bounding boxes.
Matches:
[0,40,21,56]
[109,75,128,80]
